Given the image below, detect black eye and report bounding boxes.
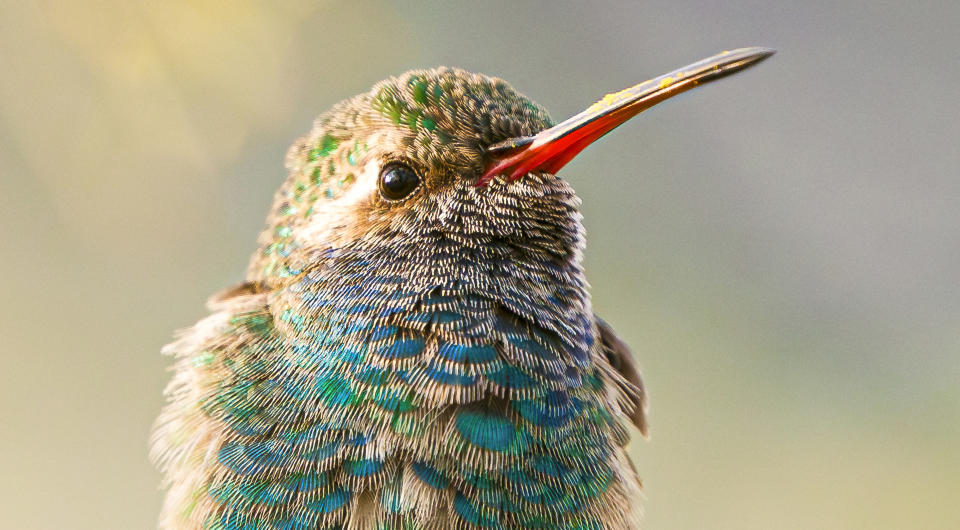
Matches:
[378,163,421,201]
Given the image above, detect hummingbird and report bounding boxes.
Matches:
[152,48,773,530]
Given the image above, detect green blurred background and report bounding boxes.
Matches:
[2,1,958,528]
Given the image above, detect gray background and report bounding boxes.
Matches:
[1,1,957,528]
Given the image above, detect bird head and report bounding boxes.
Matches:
[246,48,774,292]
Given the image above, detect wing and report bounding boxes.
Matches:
[596,316,649,437]
[206,280,268,308]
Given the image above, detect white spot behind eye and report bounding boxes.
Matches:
[298,158,380,245]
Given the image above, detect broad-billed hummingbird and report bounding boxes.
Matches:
[153,48,773,529]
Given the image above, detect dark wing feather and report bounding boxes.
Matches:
[207,281,270,309]
[596,316,649,437]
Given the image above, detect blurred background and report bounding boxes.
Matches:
[1,1,958,528]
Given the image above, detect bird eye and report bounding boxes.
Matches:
[378,163,421,201]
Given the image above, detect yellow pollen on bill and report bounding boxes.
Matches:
[587,91,625,113]
[586,81,650,113]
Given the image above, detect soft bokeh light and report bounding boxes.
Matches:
[1,1,957,528]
